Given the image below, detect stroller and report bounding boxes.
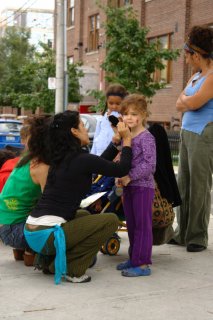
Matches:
[86,172,178,255]
[86,174,126,255]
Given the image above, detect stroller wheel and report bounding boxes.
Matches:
[105,237,120,256]
[100,244,107,254]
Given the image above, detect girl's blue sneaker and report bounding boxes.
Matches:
[121,266,151,277]
[116,260,132,270]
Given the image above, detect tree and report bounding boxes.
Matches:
[100,5,180,98]
[0,28,83,113]
[0,27,35,107]
[68,62,84,103]
[15,43,57,113]
[17,43,83,112]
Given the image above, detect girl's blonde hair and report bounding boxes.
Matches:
[121,94,149,125]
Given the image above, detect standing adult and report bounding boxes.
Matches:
[171,26,213,252]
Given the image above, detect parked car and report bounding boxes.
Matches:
[80,113,102,149]
[0,119,23,149]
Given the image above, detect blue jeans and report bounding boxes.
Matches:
[0,222,30,250]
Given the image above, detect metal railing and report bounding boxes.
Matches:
[167,130,180,166]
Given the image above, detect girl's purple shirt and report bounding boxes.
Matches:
[128,129,156,188]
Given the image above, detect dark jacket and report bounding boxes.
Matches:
[148,124,181,208]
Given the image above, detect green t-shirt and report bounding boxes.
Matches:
[0,161,41,224]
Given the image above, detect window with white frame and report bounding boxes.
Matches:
[67,0,75,27]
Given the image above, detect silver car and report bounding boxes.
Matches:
[80,113,102,149]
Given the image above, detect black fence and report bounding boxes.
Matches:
[167,130,180,166]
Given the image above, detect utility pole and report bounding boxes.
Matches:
[63,0,68,110]
[55,0,67,113]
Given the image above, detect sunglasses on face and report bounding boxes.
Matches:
[183,43,195,55]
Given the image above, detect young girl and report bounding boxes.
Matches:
[91,84,128,155]
[116,94,156,277]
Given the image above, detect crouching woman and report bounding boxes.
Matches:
[24,110,132,284]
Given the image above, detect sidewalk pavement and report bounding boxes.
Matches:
[1,214,213,320]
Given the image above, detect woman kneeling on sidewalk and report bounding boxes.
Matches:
[24,110,132,284]
[0,117,51,265]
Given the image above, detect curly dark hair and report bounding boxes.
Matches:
[17,116,53,167]
[188,26,213,58]
[48,110,81,166]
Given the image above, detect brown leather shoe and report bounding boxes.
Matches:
[13,249,24,261]
[23,252,35,266]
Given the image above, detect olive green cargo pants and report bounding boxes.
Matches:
[39,210,119,277]
[174,124,213,247]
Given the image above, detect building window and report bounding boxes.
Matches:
[88,14,100,52]
[67,0,75,27]
[150,34,173,84]
[68,56,74,64]
[108,0,133,6]
[124,0,133,5]
[108,0,121,7]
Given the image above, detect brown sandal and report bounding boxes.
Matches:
[23,252,35,266]
[13,249,24,261]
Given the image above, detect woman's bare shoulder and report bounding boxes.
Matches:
[30,161,49,190]
[30,161,49,173]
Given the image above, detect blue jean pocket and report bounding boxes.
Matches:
[0,225,14,246]
[0,223,28,249]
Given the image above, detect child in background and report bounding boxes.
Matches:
[91,84,128,155]
[116,94,156,277]
[0,125,31,192]
[0,125,30,192]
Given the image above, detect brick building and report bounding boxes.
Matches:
[66,0,213,128]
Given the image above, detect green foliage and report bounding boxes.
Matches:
[87,89,106,113]
[0,28,83,113]
[68,62,84,103]
[99,5,180,98]
[0,27,35,106]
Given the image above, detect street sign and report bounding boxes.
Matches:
[48,77,56,90]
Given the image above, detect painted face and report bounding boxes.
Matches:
[107,95,123,113]
[122,106,145,130]
[72,119,90,146]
